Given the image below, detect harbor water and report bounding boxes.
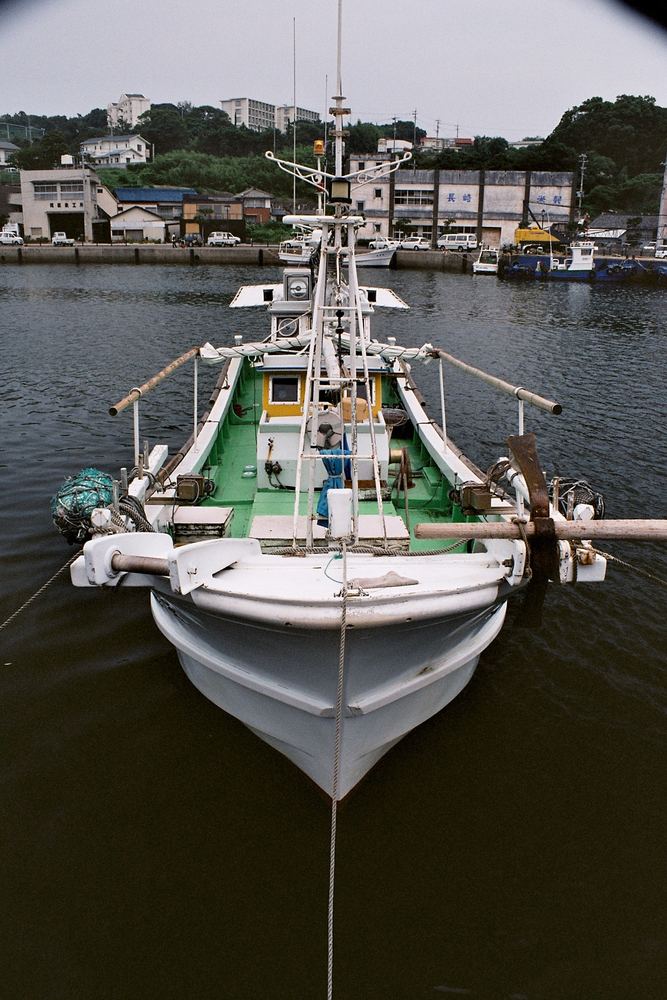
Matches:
[0,263,665,1000]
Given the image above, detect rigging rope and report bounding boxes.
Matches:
[327,542,348,1000]
[591,548,667,588]
[0,551,81,634]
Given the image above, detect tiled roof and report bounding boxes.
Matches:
[114,187,197,202]
[591,212,658,229]
[81,134,145,145]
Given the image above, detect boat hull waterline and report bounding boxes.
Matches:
[151,586,507,797]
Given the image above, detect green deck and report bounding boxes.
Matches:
[196,366,471,551]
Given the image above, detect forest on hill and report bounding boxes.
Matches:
[3,94,666,216]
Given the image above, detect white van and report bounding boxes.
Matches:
[437,233,478,252]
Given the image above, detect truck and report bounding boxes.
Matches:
[52,232,75,246]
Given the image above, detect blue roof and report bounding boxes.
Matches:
[114,187,197,203]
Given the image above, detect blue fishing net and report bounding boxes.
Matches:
[51,466,114,544]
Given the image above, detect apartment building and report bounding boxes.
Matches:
[275,104,320,132]
[107,93,151,128]
[220,97,320,133]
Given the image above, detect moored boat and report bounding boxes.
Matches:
[56,5,658,805]
[472,247,501,275]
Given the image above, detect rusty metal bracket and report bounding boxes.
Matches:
[507,433,559,584]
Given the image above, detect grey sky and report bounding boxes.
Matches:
[2,0,666,141]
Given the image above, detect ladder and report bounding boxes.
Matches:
[291,233,388,549]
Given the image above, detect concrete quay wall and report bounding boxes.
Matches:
[0,244,474,273]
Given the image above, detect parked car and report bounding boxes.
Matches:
[368,237,399,250]
[437,232,478,252]
[52,232,75,246]
[642,241,657,253]
[0,231,24,245]
[206,231,241,246]
[181,234,203,247]
[399,236,431,251]
[655,245,667,259]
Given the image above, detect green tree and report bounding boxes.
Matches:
[136,104,189,154]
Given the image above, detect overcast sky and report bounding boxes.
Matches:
[1,0,666,141]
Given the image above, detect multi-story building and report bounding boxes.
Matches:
[18,166,116,241]
[275,104,320,133]
[220,98,276,132]
[220,97,320,133]
[80,134,151,167]
[347,154,575,247]
[107,93,151,128]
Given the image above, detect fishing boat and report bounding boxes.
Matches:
[472,247,501,275]
[279,231,396,268]
[55,8,641,804]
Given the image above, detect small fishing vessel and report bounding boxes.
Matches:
[472,247,501,275]
[541,239,597,280]
[279,232,396,268]
[55,4,664,803]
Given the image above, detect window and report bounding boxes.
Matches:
[395,189,433,206]
[374,189,382,199]
[358,161,365,170]
[356,201,365,212]
[270,377,300,404]
[33,183,58,200]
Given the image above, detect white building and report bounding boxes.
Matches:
[377,138,413,154]
[18,166,116,241]
[275,104,320,133]
[110,205,170,242]
[80,134,151,167]
[220,98,276,132]
[0,139,19,168]
[220,97,320,133]
[347,155,575,247]
[107,93,151,128]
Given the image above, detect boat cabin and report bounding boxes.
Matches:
[256,352,388,489]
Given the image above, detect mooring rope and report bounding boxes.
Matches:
[592,548,667,588]
[327,541,348,1000]
[0,550,81,634]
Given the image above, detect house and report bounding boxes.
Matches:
[0,140,19,169]
[587,212,658,251]
[110,205,169,242]
[115,186,197,221]
[181,192,244,239]
[107,94,151,128]
[80,134,151,167]
[237,188,273,224]
[18,166,116,241]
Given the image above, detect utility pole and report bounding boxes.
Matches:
[577,153,587,218]
[658,150,667,248]
[412,108,417,148]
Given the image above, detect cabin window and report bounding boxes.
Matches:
[270,376,300,404]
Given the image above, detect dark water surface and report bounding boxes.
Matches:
[1,263,665,1000]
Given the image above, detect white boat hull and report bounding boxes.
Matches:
[150,588,507,798]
